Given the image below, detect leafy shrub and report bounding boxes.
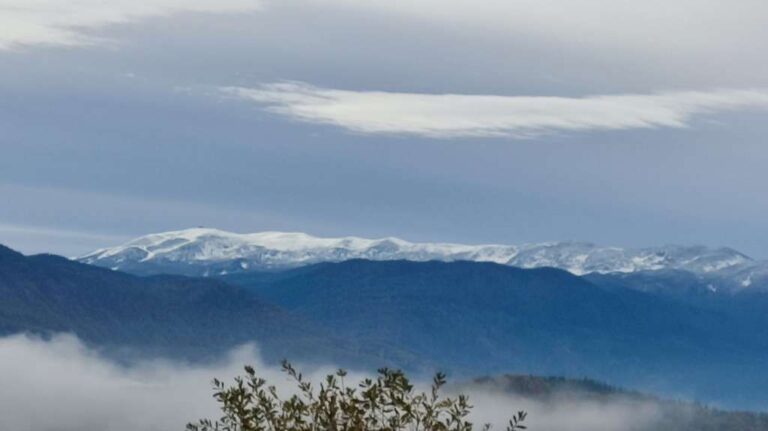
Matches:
[188,360,527,431]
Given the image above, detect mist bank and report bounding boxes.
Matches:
[1,334,766,431]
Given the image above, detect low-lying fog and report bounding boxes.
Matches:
[0,334,666,431]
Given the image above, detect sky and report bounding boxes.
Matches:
[2,0,768,257]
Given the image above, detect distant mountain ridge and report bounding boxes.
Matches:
[6,241,768,422]
[6,242,768,408]
[78,228,762,287]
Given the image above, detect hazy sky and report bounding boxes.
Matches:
[2,0,768,257]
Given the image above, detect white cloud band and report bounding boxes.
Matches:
[224,82,768,138]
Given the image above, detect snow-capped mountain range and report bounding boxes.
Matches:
[78,228,766,289]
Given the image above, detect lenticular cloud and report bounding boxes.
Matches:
[224,82,768,138]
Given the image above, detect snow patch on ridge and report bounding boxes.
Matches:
[78,228,755,279]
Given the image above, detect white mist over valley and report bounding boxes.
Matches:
[0,334,674,431]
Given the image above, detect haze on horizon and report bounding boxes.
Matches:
[2,0,768,258]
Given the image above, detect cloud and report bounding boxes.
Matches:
[0,334,307,431]
[304,1,768,62]
[0,0,261,49]
[0,333,668,431]
[224,83,768,138]
[467,391,662,431]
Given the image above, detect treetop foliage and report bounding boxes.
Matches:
[188,360,527,431]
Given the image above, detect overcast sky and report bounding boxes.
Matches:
[2,0,768,257]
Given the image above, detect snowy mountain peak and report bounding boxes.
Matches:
[78,228,754,278]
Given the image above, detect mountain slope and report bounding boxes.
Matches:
[0,244,356,363]
[222,259,768,407]
[9,242,768,407]
[586,269,768,331]
[78,228,756,280]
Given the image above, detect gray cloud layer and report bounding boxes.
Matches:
[0,0,260,49]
